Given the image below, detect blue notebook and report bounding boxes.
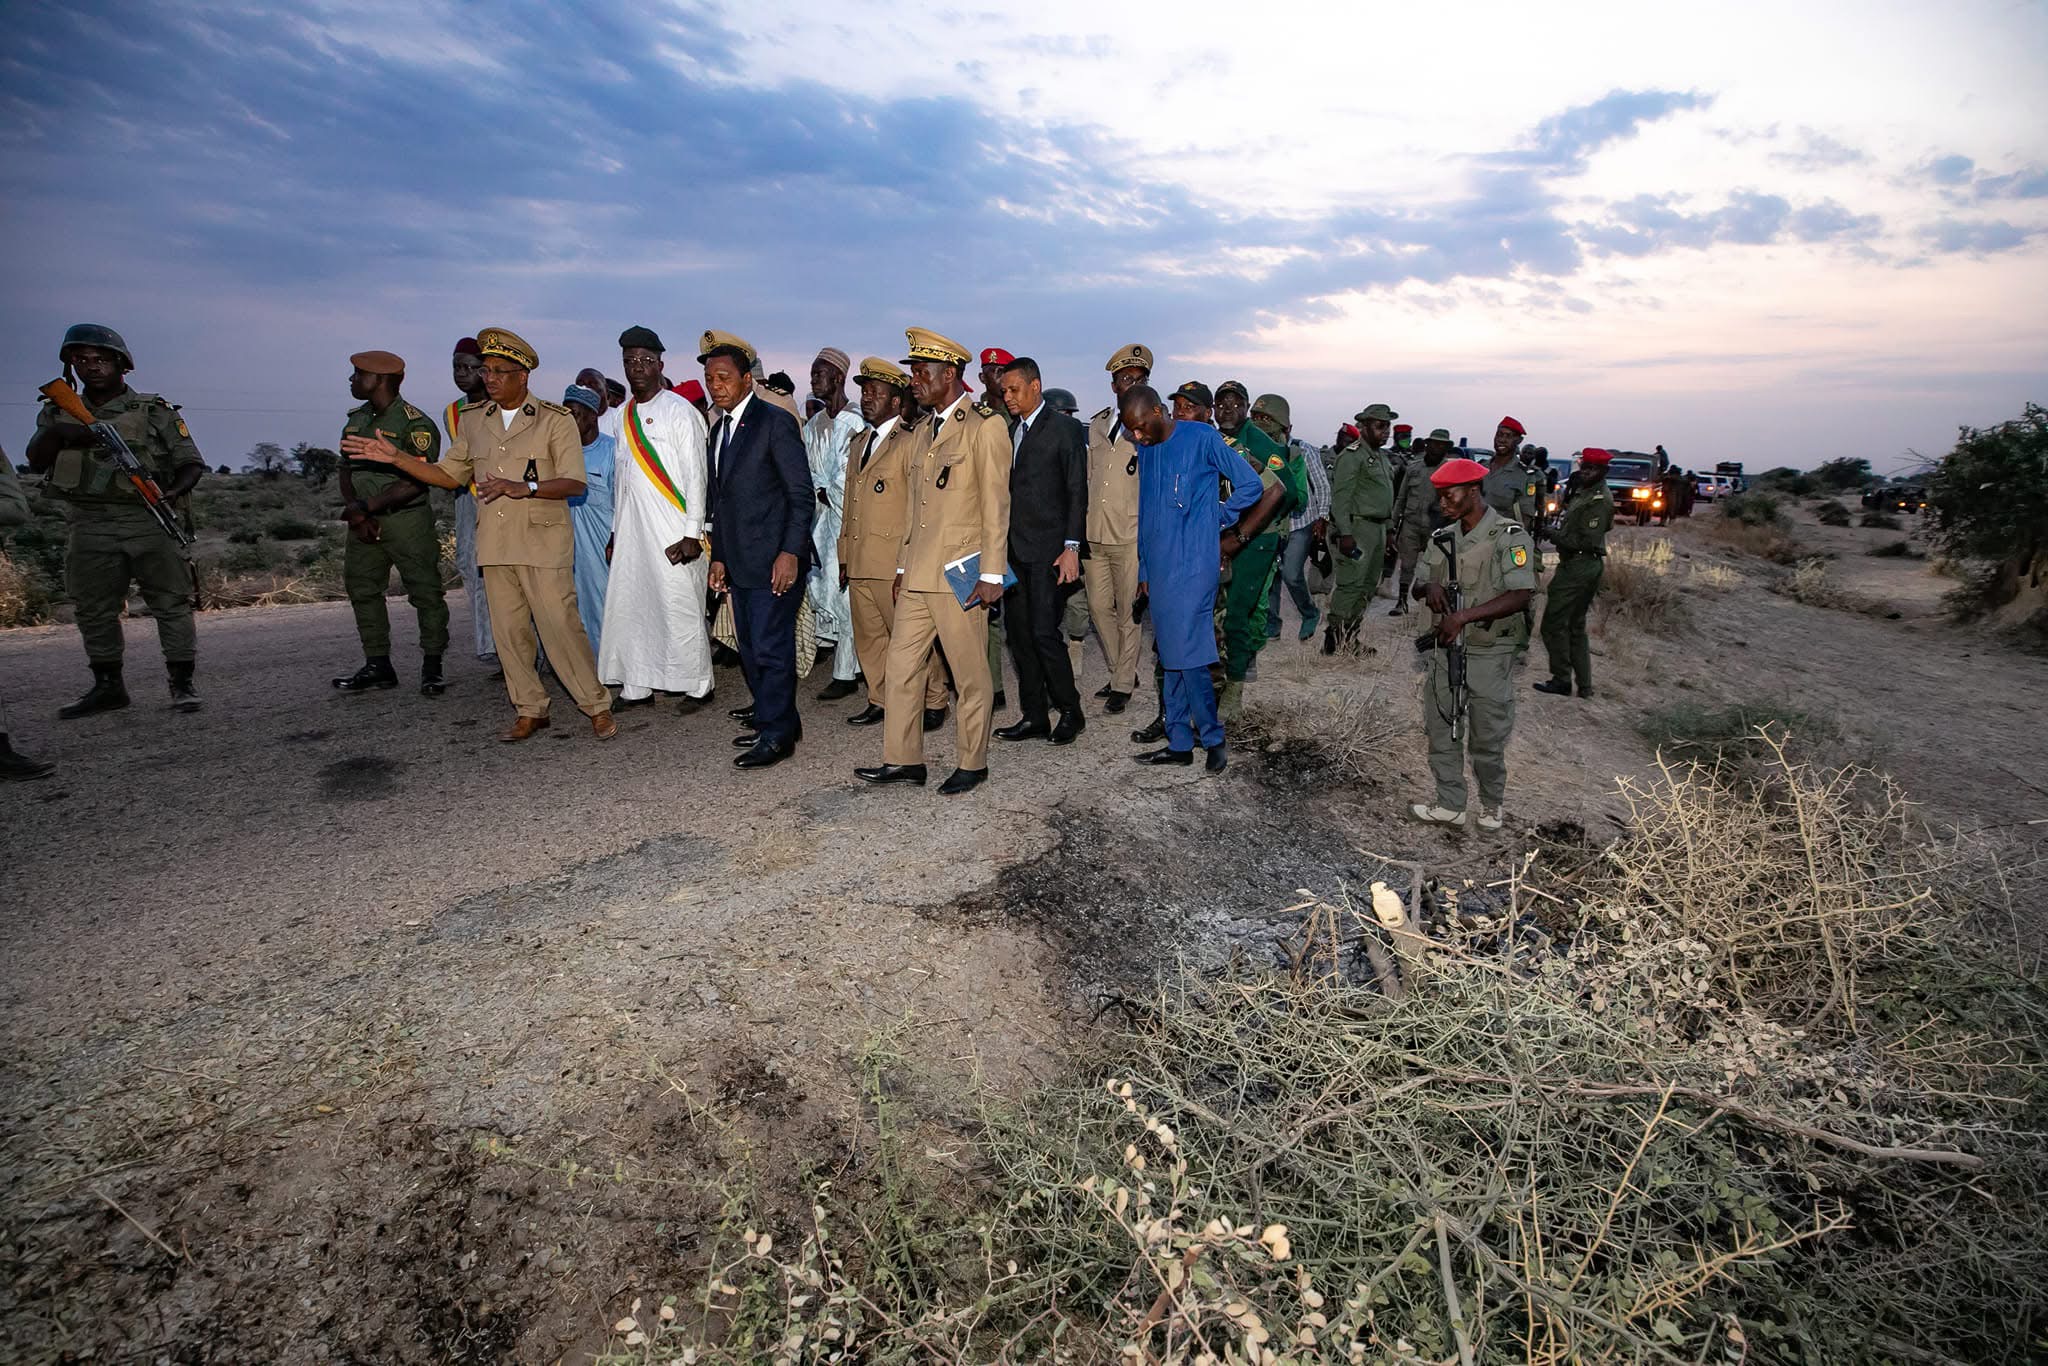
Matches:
[944,552,1017,607]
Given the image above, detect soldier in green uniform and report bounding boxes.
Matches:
[1533,447,1615,699]
[1481,416,1544,575]
[1408,457,1536,832]
[25,324,206,717]
[1324,401,1397,652]
[1202,384,1295,720]
[333,350,450,695]
[1387,426,1448,617]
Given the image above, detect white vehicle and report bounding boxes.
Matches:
[1694,473,1741,502]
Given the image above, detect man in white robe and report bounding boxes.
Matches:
[803,346,862,701]
[596,326,713,708]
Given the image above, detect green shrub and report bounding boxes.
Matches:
[1860,511,1902,530]
[1867,540,1917,559]
[265,517,320,541]
[227,527,262,545]
[1721,491,1784,526]
[1929,402,2047,617]
[1815,500,1852,526]
[221,542,276,573]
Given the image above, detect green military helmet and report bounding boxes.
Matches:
[60,323,134,370]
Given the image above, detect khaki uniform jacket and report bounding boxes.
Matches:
[837,416,920,581]
[1482,459,1542,529]
[1085,407,1139,547]
[896,395,1010,593]
[438,398,585,569]
[1419,507,1538,653]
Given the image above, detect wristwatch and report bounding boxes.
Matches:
[525,478,539,496]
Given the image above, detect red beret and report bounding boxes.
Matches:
[1578,447,1612,466]
[453,337,482,356]
[1429,457,1490,489]
[1393,423,1413,434]
[1497,416,1525,435]
[980,348,1014,366]
[672,379,706,403]
[1341,423,1360,438]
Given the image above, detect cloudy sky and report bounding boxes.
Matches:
[3,0,2043,473]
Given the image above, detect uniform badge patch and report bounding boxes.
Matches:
[175,419,191,438]
[1511,546,1529,567]
[1267,455,1283,470]
[411,430,433,454]
[873,479,885,493]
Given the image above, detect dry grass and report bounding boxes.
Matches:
[1709,519,1802,564]
[1592,537,1738,636]
[0,552,33,629]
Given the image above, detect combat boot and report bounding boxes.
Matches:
[58,664,128,720]
[1320,623,1338,656]
[334,657,399,692]
[0,735,55,781]
[167,661,203,713]
[419,654,445,697]
[1217,679,1244,723]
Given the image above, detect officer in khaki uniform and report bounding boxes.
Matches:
[1409,457,1536,831]
[1388,426,1450,615]
[25,324,206,717]
[1534,447,1615,699]
[854,328,1010,796]
[836,356,948,728]
[1325,401,1397,651]
[1083,343,1149,715]
[1481,416,1544,574]
[333,349,450,696]
[342,327,616,742]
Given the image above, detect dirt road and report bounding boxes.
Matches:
[2,520,2039,1362]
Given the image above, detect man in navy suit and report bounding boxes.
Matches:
[994,356,1089,745]
[699,329,815,769]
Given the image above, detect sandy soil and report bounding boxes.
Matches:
[1,516,2039,1362]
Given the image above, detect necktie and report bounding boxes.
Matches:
[859,429,877,471]
[712,415,731,477]
[930,410,946,438]
[1012,416,1027,466]
[1109,418,1123,444]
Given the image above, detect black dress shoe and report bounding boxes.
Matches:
[675,690,716,714]
[732,731,762,748]
[711,642,742,667]
[1131,716,1167,744]
[1051,710,1085,744]
[1094,683,1114,699]
[733,739,793,769]
[1134,747,1193,766]
[1205,744,1228,773]
[818,677,859,701]
[855,763,927,786]
[1532,679,1573,696]
[996,718,1051,742]
[1103,690,1130,715]
[728,704,756,722]
[845,703,885,726]
[333,660,398,692]
[938,766,988,795]
[923,706,948,732]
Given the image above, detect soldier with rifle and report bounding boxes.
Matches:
[1408,456,1535,832]
[26,324,207,717]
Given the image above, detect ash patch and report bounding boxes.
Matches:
[941,786,1392,1004]
[426,833,725,943]
[320,753,403,801]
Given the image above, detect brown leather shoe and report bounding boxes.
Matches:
[590,711,618,741]
[499,715,550,743]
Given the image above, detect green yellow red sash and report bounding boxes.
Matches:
[444,400,479,494]
[623,400,687,516]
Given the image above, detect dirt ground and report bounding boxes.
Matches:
[2,510,2041,1363]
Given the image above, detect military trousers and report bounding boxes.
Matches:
[1084,541,1141,693]
[66,511,195,665]
[883,587,991,771]
[849,577,947,711]
[344,503,448,657]
[1423,646,1518,811]
[482,563,608,719]
[1221,534,1280,682]
[1394,519,1429,586]
[1540,553,1603,691]
[1329,519,1388,625]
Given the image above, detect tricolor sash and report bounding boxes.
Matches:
[444,400,478,493]
[623,400,687,516]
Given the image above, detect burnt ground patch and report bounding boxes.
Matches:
[940,766,1396,1008]
[423,832,726,943]
[318,753,402,802]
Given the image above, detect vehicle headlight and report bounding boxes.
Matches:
[1630,487,1648,499]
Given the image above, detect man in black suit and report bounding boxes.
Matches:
[699,329,815,769]
[994,356,1089,745]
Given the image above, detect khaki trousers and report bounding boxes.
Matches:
[883,588,991,770]
[850,577,947,710]
[483,563,609,719]
[1085,541,1140,692]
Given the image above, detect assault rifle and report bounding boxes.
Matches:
[1414,523,1468,741]
[38,380,193,547]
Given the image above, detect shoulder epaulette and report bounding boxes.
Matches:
[455,398,481,412]
[1091,406,1113,421]
[533,398,570,416]
[973,401,996,419]
[401,402,425,421]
